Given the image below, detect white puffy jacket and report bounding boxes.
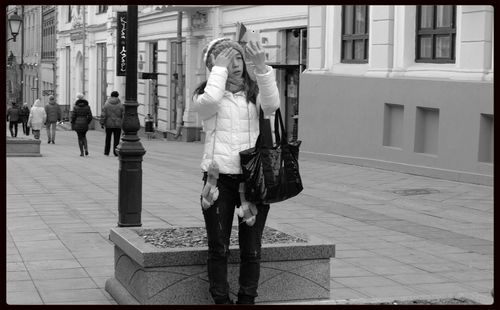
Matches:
[192,65,280,174]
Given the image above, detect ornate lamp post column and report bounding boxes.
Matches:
[116,5,146,227]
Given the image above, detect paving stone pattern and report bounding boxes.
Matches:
[6,127,493,304]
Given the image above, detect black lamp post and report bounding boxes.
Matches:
[8,10,22,42]
[7,8,24,105]
[116,5,146,227]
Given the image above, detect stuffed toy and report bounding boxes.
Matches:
[236,183,258,226]
[201,161,220,209]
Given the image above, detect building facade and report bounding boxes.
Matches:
[301,5,493,185]
[6,5,57,110]
[6,6,23,107]
[54,5,309,140]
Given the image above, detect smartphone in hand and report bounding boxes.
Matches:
[245,30,260,44]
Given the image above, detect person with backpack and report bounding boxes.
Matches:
[100,91,124,156]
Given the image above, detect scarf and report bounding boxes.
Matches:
[226,74,245,94]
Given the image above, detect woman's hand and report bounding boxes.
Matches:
[212,48,237,69]
[245,40,267,74]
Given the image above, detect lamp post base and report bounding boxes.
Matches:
[117,138,146,227]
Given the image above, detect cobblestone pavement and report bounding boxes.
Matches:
[6,127,493,304]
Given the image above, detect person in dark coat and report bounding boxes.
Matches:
[20,102,31,136]
[100,91,124,156]
[71,93,93,156]
[44,95,62,144]
[6,102,20,137]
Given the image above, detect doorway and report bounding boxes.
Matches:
[270,27,307,142]
[96,43,107,117]
[273,65,303,141]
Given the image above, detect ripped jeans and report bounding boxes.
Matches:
[201,173,270,304]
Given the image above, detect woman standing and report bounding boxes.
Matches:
[191,38,280,304]
[27,99,46,140]
[71,93,93,156]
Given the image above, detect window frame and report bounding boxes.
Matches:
[67,6,72,23]
[415,5,456,63]
[97,5,108,14]
[42,8,56,60]
[341,5,369,64]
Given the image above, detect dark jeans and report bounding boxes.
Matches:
[21,120,30,135]
[9,121,18,137]
[46,121,57,142]
[201,173,270,304]
[76,130,88,154]
[104,128,121,155]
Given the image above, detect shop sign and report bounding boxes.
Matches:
[116,12,127,76]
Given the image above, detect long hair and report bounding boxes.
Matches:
[193,61,259,104]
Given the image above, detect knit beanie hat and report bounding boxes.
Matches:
[76,93,85,100]
[111,91,119,97]
[203,38,245,71]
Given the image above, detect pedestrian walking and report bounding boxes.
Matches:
[44,95,62,144]
[71,93,93,157]
[191,37,280,304]
[6,102,21,137]
[19,102,31,136]
[100,91,124,156]
[144,113,154,140]
[27,99,46,140]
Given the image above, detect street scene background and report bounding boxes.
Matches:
[6,127,493,304]
[5,4,494,306]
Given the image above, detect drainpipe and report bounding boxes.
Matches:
[174,11,184,139]
[82,6,86,95]
[20,6,24,105]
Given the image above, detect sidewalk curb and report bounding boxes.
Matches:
[269,292,493,305]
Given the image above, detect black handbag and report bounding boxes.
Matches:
[239,108,303,204]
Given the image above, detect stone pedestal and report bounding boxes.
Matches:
[6,137,42,157]
[105,226,335,304]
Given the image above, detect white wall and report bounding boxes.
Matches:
[300,5,494,184]
[309,5,494,81]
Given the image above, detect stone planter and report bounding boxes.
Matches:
[105,226,335,305]
[6,137,41,157]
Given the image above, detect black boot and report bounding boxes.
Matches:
[83,138,89,156]
[236,294,255,305]
[78,139,84,156]
[214,296,234,304]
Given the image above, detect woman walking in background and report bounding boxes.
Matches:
[27,99,46,140]
[71,93,93,157]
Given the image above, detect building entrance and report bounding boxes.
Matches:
[273,65,304,141]
[268,27,307,141]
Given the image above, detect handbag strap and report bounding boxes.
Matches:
[259,108,274,148]
[273,108,287,144]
